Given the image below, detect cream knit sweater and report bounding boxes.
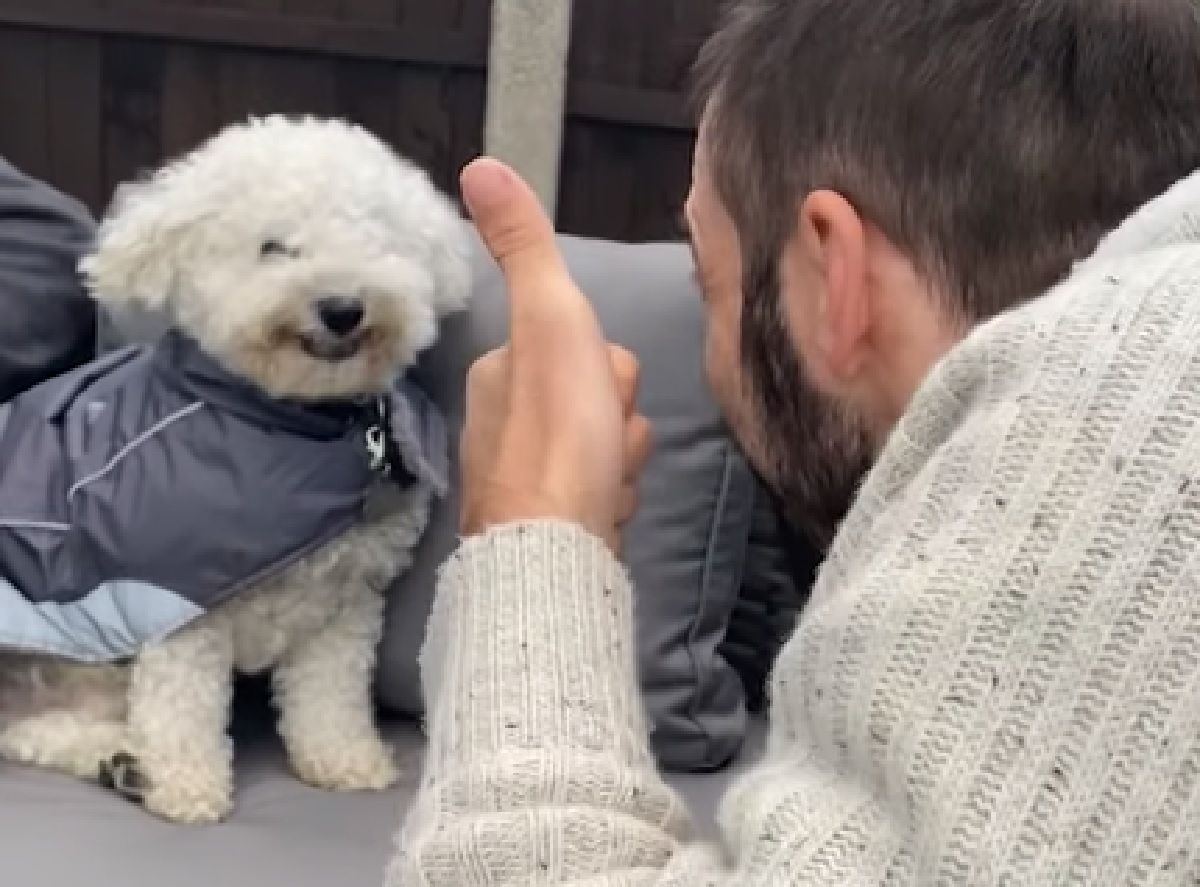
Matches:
[390,171,1200,886]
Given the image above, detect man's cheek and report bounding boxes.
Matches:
[702,332,750,443]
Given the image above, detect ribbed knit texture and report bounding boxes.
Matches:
[389,171,1200,886]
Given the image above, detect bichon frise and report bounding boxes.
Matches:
[0,115,471,823]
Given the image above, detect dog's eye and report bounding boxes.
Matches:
[260,240,294,260]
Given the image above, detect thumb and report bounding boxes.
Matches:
[460,158,596,342]
[460,157,569,287]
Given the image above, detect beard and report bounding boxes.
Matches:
[736,249,874,552]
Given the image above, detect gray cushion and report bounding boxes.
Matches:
[97,229,756,773]
[0,690,767,887]
[0,157,97,400]
[721,491,820,712]
[378,231,755,771]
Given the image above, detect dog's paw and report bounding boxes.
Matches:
[142,782,234,825]
[104,752,233,824]
[290,738,400,792]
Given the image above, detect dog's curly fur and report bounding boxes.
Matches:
[0,115,471,823]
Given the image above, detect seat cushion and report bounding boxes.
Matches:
[721,491,822,712]
[0,688,767,887]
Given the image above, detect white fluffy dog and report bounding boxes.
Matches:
[0,115,470,823]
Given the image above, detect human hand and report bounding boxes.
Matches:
[457,158,651,553]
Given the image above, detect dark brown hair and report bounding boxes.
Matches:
[693,0,1200,322]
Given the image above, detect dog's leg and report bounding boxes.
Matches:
[272,584,399,791]
[125,621,236,823]
[0,711,127,781]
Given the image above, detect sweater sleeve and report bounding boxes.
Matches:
[388,520,733,887]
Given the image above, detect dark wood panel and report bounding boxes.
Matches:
[0,28,50,179]
[639,0,718,91]
[567,81,692,132]
[102,38,165,192]
[398,0,481,32]
[631,127,693,240]
[335,57,400,144]
[393,67,485,197]
[0,0,487,66]
[392,67,454,177]
[557,120,692,242]
[557,120,634,240]
[452,0,489,36]
[441,68,486,197]
[46,32,104,210]
[160,44,222,159]
[238,0,284,15]
[606,0,643,87]
[337,0,393,26]
[0,0,712,241]
[214,46,337,120]
[281,0,334,21]
[569,0,721,92]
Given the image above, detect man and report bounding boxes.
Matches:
[390,0,1200,884]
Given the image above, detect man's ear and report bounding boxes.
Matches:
[795,188,869,383]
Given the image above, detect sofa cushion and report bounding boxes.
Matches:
[721,490,821,712]
[0,157,97,400]
[0,691,768,887]
[97,228,757,773]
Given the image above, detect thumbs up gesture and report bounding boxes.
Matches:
[457,159,651,554]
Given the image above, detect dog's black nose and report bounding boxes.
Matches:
[316,297,365,337]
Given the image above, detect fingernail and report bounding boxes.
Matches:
[460,159,515,217]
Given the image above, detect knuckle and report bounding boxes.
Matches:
[467,348,504,376]
[486,221,540,264]
[630,414,653,448]
[465,357,488,387]
[485,224,566,284]
[465,351,506,398]
[610,345,640,379]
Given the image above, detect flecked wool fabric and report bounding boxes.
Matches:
[390,170,1200,885]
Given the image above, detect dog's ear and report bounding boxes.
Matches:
[424,198,474,319]
[79,164,208,313]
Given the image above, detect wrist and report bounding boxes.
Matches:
[461,487,618,552]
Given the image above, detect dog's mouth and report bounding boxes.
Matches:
[297,331,367,362]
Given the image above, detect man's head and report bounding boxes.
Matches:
[685,0,1200,546]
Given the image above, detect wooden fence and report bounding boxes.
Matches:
[0,0,724,241]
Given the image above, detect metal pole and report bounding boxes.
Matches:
[483,0,573,217]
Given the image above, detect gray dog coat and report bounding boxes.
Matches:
[0,329,448,662]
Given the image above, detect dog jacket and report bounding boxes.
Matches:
[0,329,448,662]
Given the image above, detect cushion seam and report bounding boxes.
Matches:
[681,436,749,762]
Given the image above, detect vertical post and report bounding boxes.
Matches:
[483,0,573,217]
